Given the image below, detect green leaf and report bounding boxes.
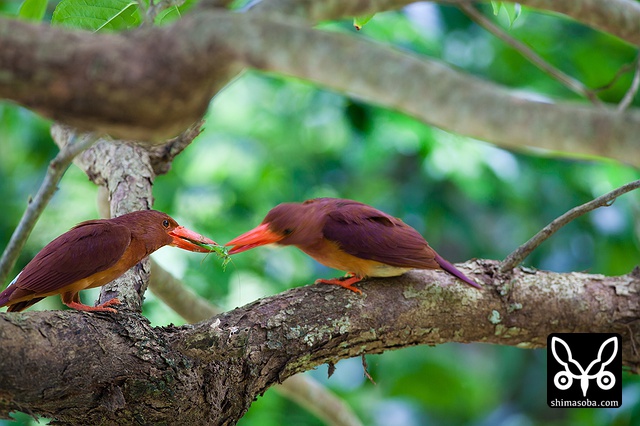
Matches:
[353,13,375,31]
[52,0,141,32]
[18,0,48,21]
[490,1,500,16]
[490,2,521,27]
[155,5,180,25]
[155,0,196,25]
[502,3,521,27]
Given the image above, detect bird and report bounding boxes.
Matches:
[0,210,218,313]
[226,198,481,293]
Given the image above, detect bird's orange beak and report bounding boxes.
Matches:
[226,223,283,254]
[169,226,219,252]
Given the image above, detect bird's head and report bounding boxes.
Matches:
[226,200,328,254]
[116,210,218,253]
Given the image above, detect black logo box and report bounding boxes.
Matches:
[547,333,622,408]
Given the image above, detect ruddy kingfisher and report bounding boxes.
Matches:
[226,198,481,293]
[0,210,218,312]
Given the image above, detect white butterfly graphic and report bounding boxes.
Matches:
[551,336,617,397]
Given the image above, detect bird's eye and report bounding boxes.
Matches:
[283,228,293,235]
[162,219,170,228]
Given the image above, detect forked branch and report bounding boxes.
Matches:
[500,179,640,272]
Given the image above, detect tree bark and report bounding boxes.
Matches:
[1,261,638,424]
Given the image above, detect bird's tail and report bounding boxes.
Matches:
[0,272,21,309]
[435,253,482,289]
[0,285,16,308]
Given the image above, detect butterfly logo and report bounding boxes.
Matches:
[550,336,618,397]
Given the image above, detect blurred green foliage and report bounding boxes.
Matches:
[1,1,640,425]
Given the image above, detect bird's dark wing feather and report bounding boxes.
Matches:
[6,297,44,312]
[322,203,439,269]
[9,221,132,297]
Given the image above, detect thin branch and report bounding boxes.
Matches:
[149,259,221,323]
[136,0,149,24]
[500,179,640,272]
[148,260,363,426]
[275,373,364,426]
[0,129,96,286]
[147,120,204,176]
[618,52,640,111]
[594,61,637,92]
[459,3,601,105]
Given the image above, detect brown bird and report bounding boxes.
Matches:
[226,198,481,293]
[0,210,218,313]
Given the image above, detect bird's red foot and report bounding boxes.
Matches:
[99,298,121,308]
[316,275,363,294]
[64,298,121,313]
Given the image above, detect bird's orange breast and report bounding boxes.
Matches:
[297,239,412,278]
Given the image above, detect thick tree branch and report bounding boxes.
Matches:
[149,259,364,426]
[248,0,640,48]
[0,17,240,141]
[248,0,640,46]
[1,261,638,423]
[247,0,410,21]
[1,13,639,164]
[225,14,640,164]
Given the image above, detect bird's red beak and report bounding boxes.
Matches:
[169,226,219,252]
[226,223,283,254]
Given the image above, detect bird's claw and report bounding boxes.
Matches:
[315,276,363,294]
[63,298,120,313]
[99,298,121,308]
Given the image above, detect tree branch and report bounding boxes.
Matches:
[52,128,157,312]
[147,120,204,176]
[0,127,95,286]
[500,179,640,272]
[1,262,638,423]
[149,259,363,426]
[1,13,639,164]
[0,16,240,141]
[149,259,221,323]
[248,0,640,46]
[247,0,410,21]
[618,53,640,111]
[458,3,601,104]
[514,0,640,46]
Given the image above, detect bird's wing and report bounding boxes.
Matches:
[10,221,132,296]
[323,204,439,269]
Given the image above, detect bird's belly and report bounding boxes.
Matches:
[300,243,411,278]
[366,263,413,277]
